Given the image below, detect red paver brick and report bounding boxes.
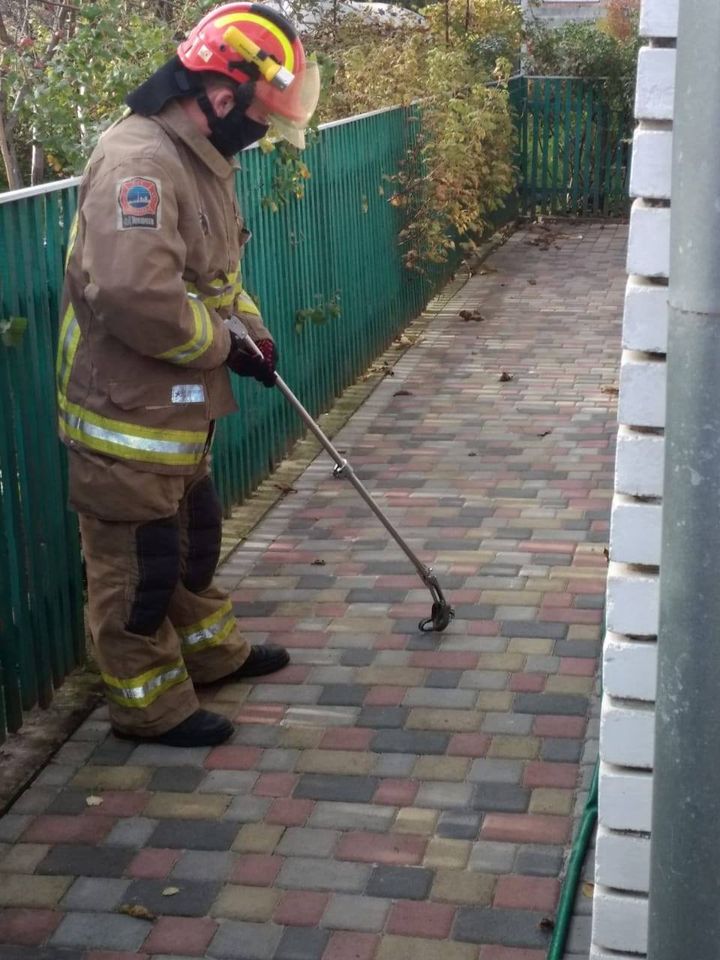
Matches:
[320,728,375,751]
[447,733,491,757]
[531,716,586,738]
[143,916,217,956]
[127,848,180,879]
[204,745,262,770]
[560,657,597,676]
[266,798,315,826]
[481,813,570,844]
[538,608,601,624]
[277,632,330,649]
[21,814,114,844]
[409,652,479,669]
[363,686,407,706]
[386,901,455,939]
[274,890,329,926]
[466,620,501,636]
[230,854,283,886]
[479,948,546,960]
[322,931,379,960]
[523,761,579,788]
[539,592,573,608]
[235,704,286,724]
[374,635,408,650]
[253,772,298,797]
[0,908,61,945]
[509,673,546,693]
[494,875,561,911]
[336,832,426,865]
[518,541,575,554]
[85,791,150,817]
[373,778,419,806]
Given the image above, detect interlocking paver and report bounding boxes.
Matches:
[0,223,621,959]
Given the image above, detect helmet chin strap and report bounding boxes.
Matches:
[196,83,267,157]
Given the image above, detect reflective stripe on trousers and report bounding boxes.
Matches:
[177,600,236,654]
[103,658,189,709]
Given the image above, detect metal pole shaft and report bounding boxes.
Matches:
[272,373,434,585]
[648,2,720,957]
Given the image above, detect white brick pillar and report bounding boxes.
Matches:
[592,0,678,956]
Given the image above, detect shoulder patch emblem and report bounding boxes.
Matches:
[117,176,161,229]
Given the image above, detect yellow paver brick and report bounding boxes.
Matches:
[211,884,280,921]
[377,935,478,960]
[476,691,512,711]
[278,727,324,749]
[526,579,567,592]
[0,843,49,874]
[232,823,285,853]
[412,756,470,781]
[72,765,150,791]
[488,736,540,759]
[545,675,595,695]
[392,807,438,835]
[431,868,496,905]
[423,838,471,869]
[297,750,375,776]
[356,667,426,687]
[211,684,252,704]
[144,792,230,819]
[530,788,575,815]
[477,654,525,671]
[507,637,554,655]
[406,709,480,733]
[0,874,72,907]
[480,591,542,606]
[568,624,603,640]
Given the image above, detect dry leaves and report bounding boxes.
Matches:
[498,371,514,382]
[119,904,155,921]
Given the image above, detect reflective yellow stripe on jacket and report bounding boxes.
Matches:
[56,305,208,466]
[155,297,213,365]
[103,658,188,708]
[178,600,235,654]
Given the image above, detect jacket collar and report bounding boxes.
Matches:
[152,100,234,180]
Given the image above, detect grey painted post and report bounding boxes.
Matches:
[648,1,720,957]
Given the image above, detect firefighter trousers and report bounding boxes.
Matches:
[70,449,250,736]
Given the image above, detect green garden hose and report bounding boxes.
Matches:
[547,758,599,959]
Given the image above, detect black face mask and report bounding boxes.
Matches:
[198,84,269,157]
[207,106,269,157]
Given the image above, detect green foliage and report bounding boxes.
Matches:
[523,14,640,119]
[295,292,341,333]
[313,0,522,268]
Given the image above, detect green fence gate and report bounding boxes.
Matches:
[511,75,632,217]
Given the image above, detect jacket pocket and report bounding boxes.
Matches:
[109,380,178,411]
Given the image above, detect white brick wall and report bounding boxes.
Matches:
[593,0,676,954]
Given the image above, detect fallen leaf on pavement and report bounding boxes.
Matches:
[119,904,155,921]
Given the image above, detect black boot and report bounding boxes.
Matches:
[212,644,290,683]
[114,709,234,747]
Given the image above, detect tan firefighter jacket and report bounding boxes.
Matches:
[57,99,271,474]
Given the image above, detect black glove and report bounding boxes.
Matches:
[226,334,277,388]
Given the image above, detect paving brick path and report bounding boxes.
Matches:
[0,222,626,960]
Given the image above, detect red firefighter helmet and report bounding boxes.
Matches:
[177,3,319,147]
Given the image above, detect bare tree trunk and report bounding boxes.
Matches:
[0,104,23,189]
[30,137,44,185]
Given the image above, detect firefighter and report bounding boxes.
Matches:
[57,3,320,747]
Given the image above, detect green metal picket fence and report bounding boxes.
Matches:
[0,105,451,741]
[512,75,632,217]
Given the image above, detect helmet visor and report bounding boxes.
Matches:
[254,60,320,149]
